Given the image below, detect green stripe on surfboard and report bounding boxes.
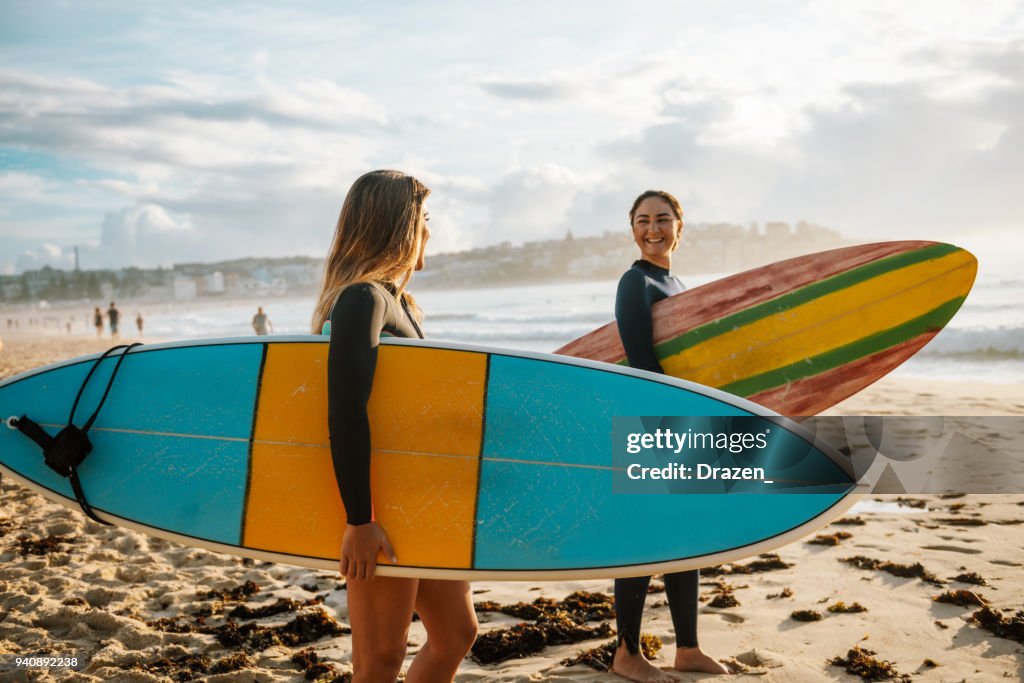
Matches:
[650,242,962,362]
[718,296,966,397]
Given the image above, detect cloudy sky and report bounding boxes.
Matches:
[2,0,1022,274]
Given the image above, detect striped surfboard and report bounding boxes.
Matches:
[0,338,857,579]
[556,241,977,415]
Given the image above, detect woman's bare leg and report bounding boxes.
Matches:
[406,579,478,683]
[347,575,418,683]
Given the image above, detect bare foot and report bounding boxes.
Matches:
[612,645,679,683]
[673,646,731,674]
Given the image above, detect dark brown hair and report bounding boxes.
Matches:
[628,189,684,224]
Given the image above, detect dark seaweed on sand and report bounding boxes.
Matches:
[128,653,253,681]
[701,553,791,576]
[206,609,349,651]
[475,599,545,620]
[970,607,1024,644]
[0,518,14,537]
[828,646,910,682]
[952,571,987,586]
[807,531,853,546]
[561,634,662,671]
[228,595,325,620]
[191,603,223,618]
[707,592,740,608]
[833,516,866,526]
[557,591,617,621]
[767,587,793,599]
[200,580,261,602]
[790,609,822,622]
[291,648,338,681]
[147,616,199,634]
[209,653,255,675]
[131,654,212,681]
[827,601,867,613]
[936,516,987,526]
[933,590,988,608]
[471,613,614,664]
[15,534,75,556]
[894,497,927,509]
[475,590,615,622]
[840,555,943,585]
[147,609,350,649]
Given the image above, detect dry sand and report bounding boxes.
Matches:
[0,337,1021,682]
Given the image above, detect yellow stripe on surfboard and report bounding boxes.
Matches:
[661,249,975,387]
[243,343,487,569]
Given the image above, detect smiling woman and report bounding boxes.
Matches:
[611,189,732,680]
[629,190,684,270]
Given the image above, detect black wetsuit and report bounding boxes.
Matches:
[613,260,700,653]
[325,282,423,525]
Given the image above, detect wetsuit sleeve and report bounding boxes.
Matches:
[615,269,664,374]
[327,284,388,525]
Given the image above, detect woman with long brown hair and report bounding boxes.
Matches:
[311,170,478,683]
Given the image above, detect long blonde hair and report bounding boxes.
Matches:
[311,170,430,333]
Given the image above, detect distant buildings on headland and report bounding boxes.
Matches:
[420,220,847,289]
[0,256,323,306]
[0,221,849,305]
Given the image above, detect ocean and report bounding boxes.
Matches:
[136,267,1024,385]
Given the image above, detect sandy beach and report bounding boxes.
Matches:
[1,336,1021,682]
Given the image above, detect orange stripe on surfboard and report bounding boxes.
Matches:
[243,343,487,569]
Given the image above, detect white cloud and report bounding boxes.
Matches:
[97,204,198,268]
[15,243,76,272]
[477,78,582,101]
[587,38,1024,242]
[80,178,161,198]
[474,165,589,243]
[288,79,389,125]
[0,172,53,205]
[0,66,390,269]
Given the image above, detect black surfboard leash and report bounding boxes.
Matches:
[9,342,143,525]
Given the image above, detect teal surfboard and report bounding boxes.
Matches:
[0,337,859,579]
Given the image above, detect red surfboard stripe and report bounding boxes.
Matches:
[745,332,938,415]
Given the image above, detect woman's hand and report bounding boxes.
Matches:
[339,522,397,580]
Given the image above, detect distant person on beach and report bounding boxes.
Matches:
[93,307,103,337]
[251,307,272,335]
[611,190,730,681]
[311,170,475,682]
[136,312,144,335]
[107,302,121,340]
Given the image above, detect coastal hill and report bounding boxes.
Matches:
[1,220,847,304]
